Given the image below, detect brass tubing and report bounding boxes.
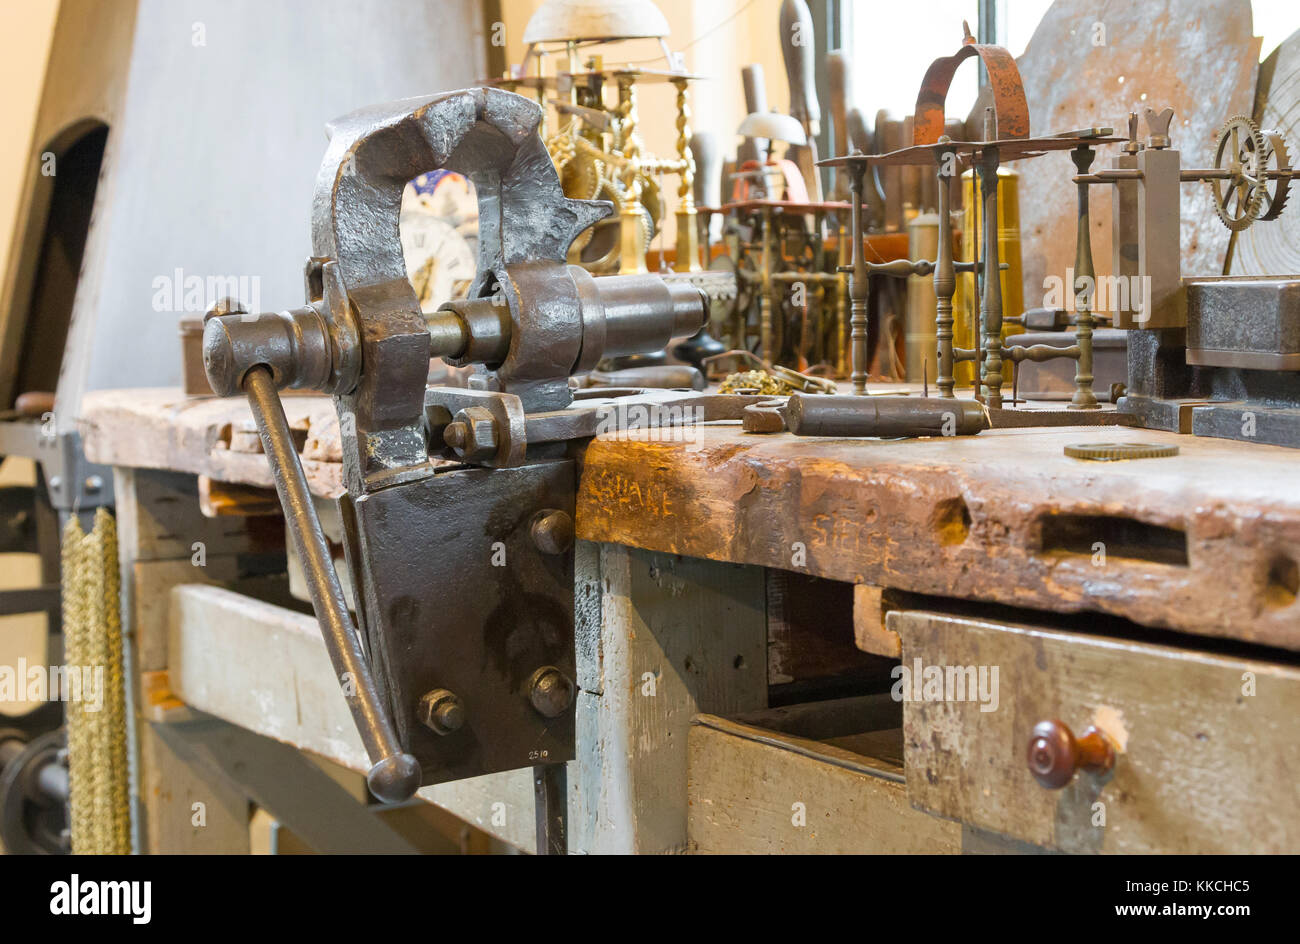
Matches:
[243,366,420,803]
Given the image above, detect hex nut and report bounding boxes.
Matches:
[451,406,498,463]
[418,688,465,735]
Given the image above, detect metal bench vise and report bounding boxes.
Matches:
[201,88,708,811]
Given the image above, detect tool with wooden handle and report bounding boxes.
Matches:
[738,63,770,169]
[827,51,851,202]
[846,106,888,229]
[779,0,823,201]
[690,130,723,243]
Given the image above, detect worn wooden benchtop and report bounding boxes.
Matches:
[81,387,1300,652]
[81,388,345,497]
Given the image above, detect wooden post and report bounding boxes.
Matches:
[571,543,767,854]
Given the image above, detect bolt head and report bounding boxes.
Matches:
[443,421,467,449]
[527,666,574,718]
[530,509,574,555]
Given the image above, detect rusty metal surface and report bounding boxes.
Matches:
[196,84,715,800]
[1231,27,1300,274]
[1017,0,1260,306]
[913,27,1030,145]
[349,460,577,785]
[314,88,610,491]
[721,199,852,213]
[820,135,1122,168]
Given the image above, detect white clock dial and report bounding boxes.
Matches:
[399,171,479,313]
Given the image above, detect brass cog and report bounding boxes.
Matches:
[1211,115,1267,232]
[1259,129,1291,221]
[1064,442,1180,461]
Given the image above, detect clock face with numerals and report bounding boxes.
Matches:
[399,170,478,313]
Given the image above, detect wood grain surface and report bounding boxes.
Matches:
[891,609,1300,853]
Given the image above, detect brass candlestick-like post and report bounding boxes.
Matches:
[978,139,1004,408]
[835,213,852,376]
[1069,143,1100,409]
[848,162,870,394]
[616,75,647,274]
[759,205,775,363]
[934,141,957,398]
[671,76,701,273]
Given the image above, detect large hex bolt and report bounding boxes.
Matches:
[526,666,574,718]
[418,688,466,736]
[443,406,498,463]
[530,509,574,555]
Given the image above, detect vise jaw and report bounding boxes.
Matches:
[202,88,706,801]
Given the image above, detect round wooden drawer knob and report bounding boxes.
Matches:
[1026,719,1115,789]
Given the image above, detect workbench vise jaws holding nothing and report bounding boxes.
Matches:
[201,88,708,804]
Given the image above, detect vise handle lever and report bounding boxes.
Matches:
[209,313,420,803]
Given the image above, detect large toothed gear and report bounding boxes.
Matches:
[1259,129,1291,221]
[1211,115,1268,232]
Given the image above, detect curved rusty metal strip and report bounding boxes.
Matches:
[309,88,611,486]
[912,42,1030,145]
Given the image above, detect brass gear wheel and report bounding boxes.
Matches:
[1211,115,1267,232]
[1064,442,1180,461]
[1258,129,1291,221]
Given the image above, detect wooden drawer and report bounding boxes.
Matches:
[889,610,1300,853]
[687,695,962,853]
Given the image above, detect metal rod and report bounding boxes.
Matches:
[786,392,988,437]
[971,153,982,398]
[243,366,419,803]
[533,762,568,855]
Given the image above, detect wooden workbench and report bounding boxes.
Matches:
[77,387,1300,854]
[82,387,1300,651]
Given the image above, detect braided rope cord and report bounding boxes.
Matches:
[61,509,129,854]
